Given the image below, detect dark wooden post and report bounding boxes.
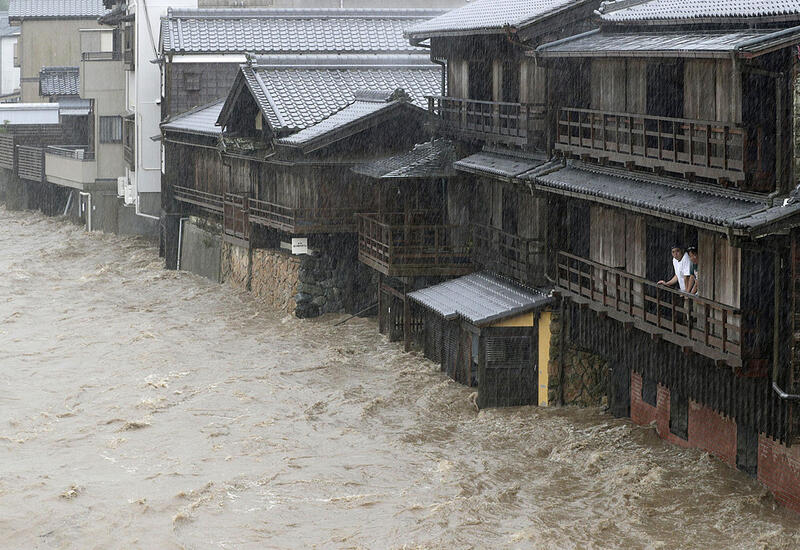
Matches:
[403,283,411,352]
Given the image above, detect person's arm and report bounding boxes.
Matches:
[658,274,678,287]
[687,274,697,294]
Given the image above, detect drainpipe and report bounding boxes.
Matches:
[176,216,189,271]
[135,195,160,220]
[79,191,92,231]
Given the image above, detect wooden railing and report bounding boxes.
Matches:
[173,184,223,214]
[248,197,359,234]
[0,134,14,170]
[357,211,473,277]
[556,107,767,188]
[556,251,741,365]
[224,193,249,240]
[472,223,545,284]
[16,145,44,182]
[427,96,546,147]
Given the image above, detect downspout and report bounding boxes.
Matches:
[176,216,189,271]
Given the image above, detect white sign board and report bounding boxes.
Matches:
[291,238,308,255]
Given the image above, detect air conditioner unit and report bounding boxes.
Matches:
[117,175,127,197]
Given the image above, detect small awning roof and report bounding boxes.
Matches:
[353,139,456,179]
[161,100,224,137]
[408,272,554,326]
[58,97,91,116]
[536,26,800,59]
[454,149,548,179]
[530,162,800,237]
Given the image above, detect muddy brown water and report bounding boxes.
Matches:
[1,207,800,549]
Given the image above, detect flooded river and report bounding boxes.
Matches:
[2,207,800,549]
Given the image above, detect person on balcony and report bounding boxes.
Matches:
[657,245,692,292]
[686,246,699,295]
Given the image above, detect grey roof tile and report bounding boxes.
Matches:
[239,54,441,132]
[530,161,800,232]
[162,100,225,136]
[598,0,800,23]
[454,149,547,179]
[408,271,554,325]
[161,8,443,55]
[406,0,586,39]
[39,66,79,97]
[9,0,107,20]
[353,139,457,179]
[537,28,796,57]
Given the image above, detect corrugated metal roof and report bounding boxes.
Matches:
[235,54,441,133]
[353,139,457,179]
[408,272,554,326]
[161,8,442,55]
[530,161,800,233]
[9,0,107,20]
[537,28,800,57]
[162,100,225,136]
[39,67,79,97]
[58,97,90,116]
[406,0,584,40]
[599,0,800,23]
[454,150,547,179]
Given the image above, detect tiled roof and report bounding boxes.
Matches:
[454,149,548,179]
[278,89,421,149]
[408,272,554,326]
[161,8,443,55]
[598,0,800,23]
[229,54,441,133]
[537,28,800,58]
[39,67,79,97]
[406,0,586,40]
[162,100,225,137]
[353,140,457,179]
[0,12,20,37]
[9,0,107,20]
[530,161,800,234]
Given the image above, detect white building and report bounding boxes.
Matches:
[0,13,20,99]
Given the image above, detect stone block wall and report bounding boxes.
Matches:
[546,306,609,406]
[251,248,300,314]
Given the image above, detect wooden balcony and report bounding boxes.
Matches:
[427,96,546,148]
[223,193,250,241]
[0,134,15,170]
[16,145,45,183]
[173,184,223,214]
[556,107,768,188]
[357,211,473,277]
[472,223,545,284]
[556,251,742,366]
[248,198,359,234]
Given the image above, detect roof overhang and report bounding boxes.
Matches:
[454,149,549,181]
[536,25,800,59]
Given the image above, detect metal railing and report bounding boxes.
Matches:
[248,197,360,234]
[46,145,95,161]
[556,251,741,362]
[81,51,122,61]
[472,223,545,283]
[224,193,250,240]
[357,211,473,276]
[16,145,44,182]
[427,95,546,147]
[556,107,766,186]
[173,184,223,213]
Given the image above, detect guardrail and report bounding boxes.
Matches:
[472,223,545,284]
[248,197,359,234]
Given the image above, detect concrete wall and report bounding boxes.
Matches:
[179,219,222,281]
[17,19,102,102]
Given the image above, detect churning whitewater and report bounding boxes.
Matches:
[1,206,800,549]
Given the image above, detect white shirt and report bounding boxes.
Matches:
[673,252,692,292]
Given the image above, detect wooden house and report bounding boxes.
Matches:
[533,0,800,496]
[366,0,597,404]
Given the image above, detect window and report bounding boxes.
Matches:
[99,116,122,144]
[184,72,201,92]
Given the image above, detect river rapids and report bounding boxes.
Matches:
[1,207,800,549]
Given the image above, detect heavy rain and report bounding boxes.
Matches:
[5,0,800,547]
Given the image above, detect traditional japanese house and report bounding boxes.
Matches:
[365,0,597,405]
[533,0,800,509]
